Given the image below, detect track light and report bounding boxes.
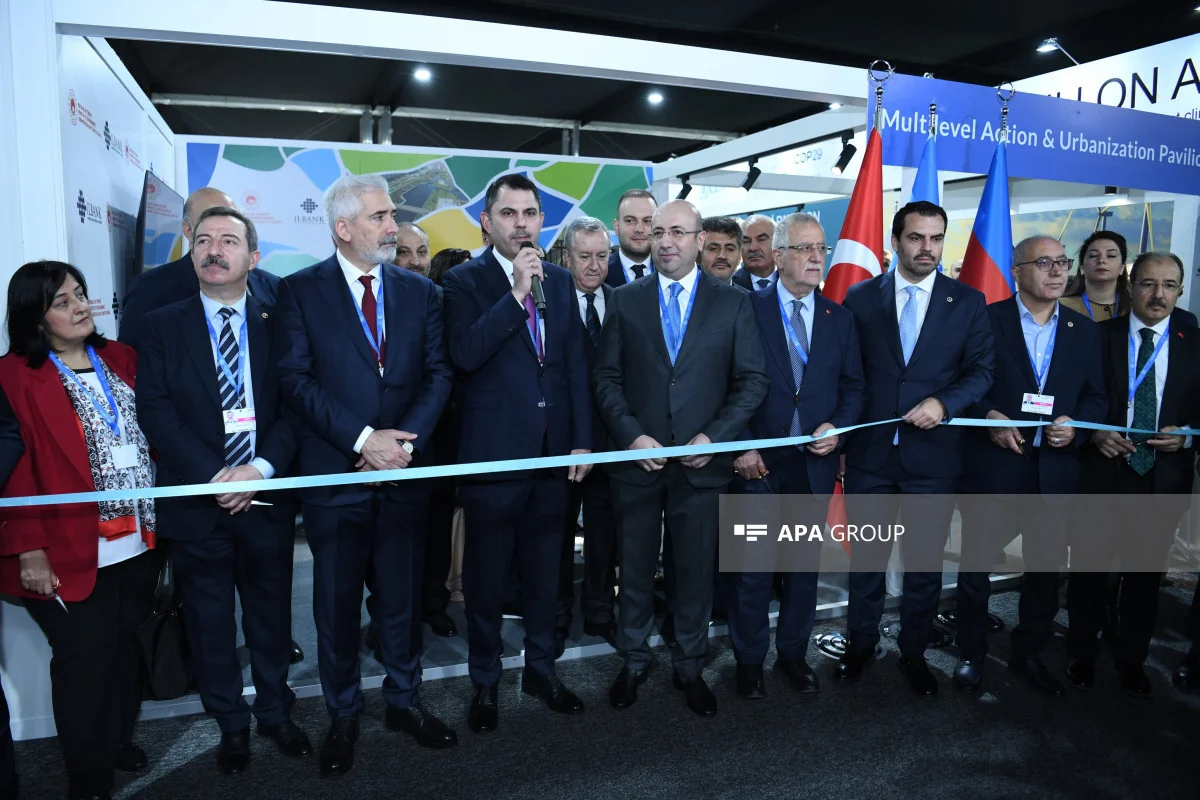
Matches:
[1036,37,1079,65]
[1104,186,1118,196]
[742,160,761,191]
[677,178,692,200]
[832,135,857,175]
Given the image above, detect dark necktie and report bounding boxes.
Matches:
[584,292,601,346]
[359,275,385,367]
[216,307,251,467]
[756,278,771,289]
[632,264,647,280]
[1130,327,1158,475]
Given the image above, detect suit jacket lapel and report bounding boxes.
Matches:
[675,273,714,366]
[317,257,381,373]
[181,296,223,411]
[756,290,794,388]
[27,364,91,484]
[1160,324,1186,426]
[246,295,269,403]
[639,276,672,368]
[998,297,1038,390]
[907,274,949,367]
[1110,315,1131,420]
[381,264,407,377]
[480,250,538,361]
[878,271,904,366]
[801,295,832,390]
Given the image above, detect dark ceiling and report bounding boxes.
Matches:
[108,0,1199,161]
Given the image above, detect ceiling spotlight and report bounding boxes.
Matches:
[832,135,857,175]
[414,67,432,82]
[1104,185,1118,195]
[677,178,692,200]
[741,160,761,191]
[829,102,842,110]
[648,91,664,105]
[1036,37,1079,65]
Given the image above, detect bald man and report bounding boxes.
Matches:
[120,187,283,351]
[393,222,432,276]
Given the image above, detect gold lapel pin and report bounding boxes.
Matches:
[1067,321,1073,327]
[946,296,953,303]
[261,312,269,319]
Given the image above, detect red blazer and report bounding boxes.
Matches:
[0,341,146,601]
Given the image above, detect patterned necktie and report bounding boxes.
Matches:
[899,285,919,364]
[632,264,647,280]
[523,293,544,360]
[787,298,810,448]
[358,275,385,367]
[584,292,601,347]
[217,307,251,467]
[665,282,684,363]
[757,278,771,290]
[1130,327,1158,475]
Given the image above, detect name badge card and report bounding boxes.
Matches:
[1020,393,1054,415]
[223,407,257,434]
[111,444,138,470]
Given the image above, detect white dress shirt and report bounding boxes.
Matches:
[1127,314,1171,431]
[575,286,606,327]
[199,291,276,481]
[336,249,386,453]
[748,269,778,291]
[1014,292,1060,446]
[493,246,547,348]
[618,249,653,284]
[894,268,939,336]
[776,281,815,352]
[657,266,700,324]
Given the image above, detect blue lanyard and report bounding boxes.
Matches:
[776,292,810,368]
[1128,323,1169,406]
[354,271,386,364]
[1024,315,1058,392]
[205,313,248,396]
[657,278,699,361]
[49,347,121,437]
[1081,293,1094,320]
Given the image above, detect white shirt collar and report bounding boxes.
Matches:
[618,249,651,272]
[491,246,518,284]
[895,268,938,297]
[1014,291,1059,325]
[199,289,247,322]
[658,266,700,297]
[1130,312,1171,339]
[776,280,814,310]
[336,248,381,286]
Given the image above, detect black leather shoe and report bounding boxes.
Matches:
[1174,649,1199,689]
[835,648,875,682]
[1065,658,1095,690]
[609,666,651,710]
[775,658,820,693]
[584,621,617,646]
[114,742,148,772]
[319,716,359,777]
[424,610,458,638]
[468,685,499,733]
[672,672,718,717]
[1009,656,1065,696]
[953,658,983,692]
[217,728,251,775]
[897,656,938,696]
[735,663,766,699]
[522,670,585,713]
[257,719,313,757]
[1118,664,1152,697]
[386,703,458,748]
[290,639,304,665]
[660,615,678,648]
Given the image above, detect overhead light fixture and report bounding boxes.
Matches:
[648,91,664,105]
[1104,185,1118,195]
[741,160,761,191]
[677,177,692,200]
[832,134,857,175]
[1036,37,1080,65]
[414,67,432,82]
[829,102,842,110]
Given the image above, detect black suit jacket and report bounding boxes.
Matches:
[135,294,298,539]
[575,284,613,449]
[959,297,1107,494]
[842,271,995,479]
[0,385,23,486]
[744,286,865,493]
[1171,307,1198,329]
[604,252,653,288]
[594,270,769,488]
[732,268,776,293]
[120,254,281,351]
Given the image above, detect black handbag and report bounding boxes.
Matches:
[136,551,193,700]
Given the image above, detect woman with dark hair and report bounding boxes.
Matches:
[1061,231,1131,321]
[429,247,472,286]
[0,261,159,800]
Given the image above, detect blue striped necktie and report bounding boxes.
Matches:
[786,298,810,448]
[217,307,252,467]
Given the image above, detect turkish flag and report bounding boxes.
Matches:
[824,128,884,304]
[827,480,852,558]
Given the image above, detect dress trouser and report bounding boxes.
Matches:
[170,510,295,733]
[955,454,1070,661]
[557,468,619,629]
[24,549,160,798]
[422,476,456,617]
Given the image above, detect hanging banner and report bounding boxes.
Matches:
[870,73,1200,196]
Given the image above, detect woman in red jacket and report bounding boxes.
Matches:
[0,261,159,800]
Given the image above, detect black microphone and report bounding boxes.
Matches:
[520,240,547,316]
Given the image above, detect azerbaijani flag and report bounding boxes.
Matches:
[958,140,1014,304]
[824,128,883,303]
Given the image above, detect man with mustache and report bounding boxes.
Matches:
[606,189,656,287]
[275,174,455,773]
[699,216,744,287]
[732,215,777,292]
[392,222,431,277]
[1067,251,1200,697]
[838,201,995,695]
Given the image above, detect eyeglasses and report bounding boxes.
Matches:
[781,242,832,256]
[1014,257,1073,272]
[649,228,701,242]
[1133,279,1182,293]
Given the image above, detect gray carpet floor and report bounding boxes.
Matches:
[13,577,1200,800]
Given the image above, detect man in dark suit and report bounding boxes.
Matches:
[275,174,455,773]
[605,189,656,288]
[0,386,22,798]
[553,215,618,651]
[119,187,281,352]
[699,216,744,286]
[729,212,865,699]
[731,215,777,292]
[135,207,312,774]
[838,201,995,695]
[953,236,1107,695]
[1067,251,1200,697]
[594,199,768,717]
[442,174,593,733]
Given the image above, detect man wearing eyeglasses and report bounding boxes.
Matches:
[594,199,768,717]
[728,213,865,700]
[953,236,1107,695]
[1066,251,1200,697]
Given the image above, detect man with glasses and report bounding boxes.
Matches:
[1067,251,1200,697]
[728,213,865,700]
[953,236,1106,695]
[594,199,767,717]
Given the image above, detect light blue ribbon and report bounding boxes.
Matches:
[1,417,1196,509]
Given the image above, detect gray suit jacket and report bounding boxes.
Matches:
[593,270,768,488]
